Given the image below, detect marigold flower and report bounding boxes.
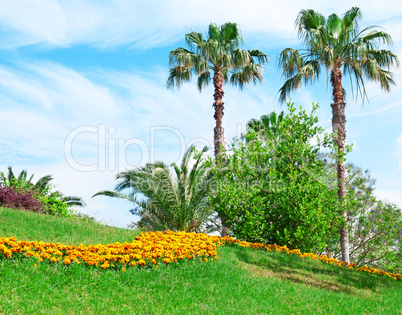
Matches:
[162,258,171,264]
[63,258,71,265]
[137,259,146,266]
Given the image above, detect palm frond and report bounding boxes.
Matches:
[185,32,205,49]
[342,7,361,33]
[362,30,393,46]
[166,66,192,89]
[248,49,269,64]
[64,196,86,207]
[278,74,304,103]
[278,48,308,78]
[7,166,16,186]
[366,49,400,68]
[34,175,53,193]
[197,70,211,91]
[296,9,326,45]
[93,190,137,204]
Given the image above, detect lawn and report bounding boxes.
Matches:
[0,207,401,314]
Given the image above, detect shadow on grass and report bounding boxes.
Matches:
[230,245,398,296]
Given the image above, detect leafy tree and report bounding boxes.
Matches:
[331,164,401,273]
[210,102,341,252]
[93,146,215,232]
[278,7,399,262]
[167,22,268,159]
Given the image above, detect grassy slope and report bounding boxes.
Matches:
[0,207,401,314]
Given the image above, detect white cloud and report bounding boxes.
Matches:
[375,189,402,208]
[0,0,401,50]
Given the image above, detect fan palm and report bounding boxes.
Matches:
[278,7,399,262]
[93,146,214,232]
[167,22,268,159]
[247,111,285,141]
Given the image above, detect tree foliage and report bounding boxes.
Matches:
[210,102,341,252]
[330,164,402,273]
[278,7,399,103]
[167,22,268,91]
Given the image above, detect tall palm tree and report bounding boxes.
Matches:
[93,146,215,232]
[167,22,268,159]
[278,7,399,263]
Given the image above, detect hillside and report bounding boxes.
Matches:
[0,207,401,314]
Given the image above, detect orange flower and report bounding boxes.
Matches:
[63,258,71,265]
[137,259,146,266]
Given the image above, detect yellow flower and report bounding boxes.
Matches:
[63,258,71,265]
[137,259,146,266]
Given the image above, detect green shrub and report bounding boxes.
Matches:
[210,102,341,252]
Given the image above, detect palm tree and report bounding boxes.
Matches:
[278,7,399,263]
[0,166,85,207]
[167,22,268,159]
[247,111,285,141]
[93,146,215,232]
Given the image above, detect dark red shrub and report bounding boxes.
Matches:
[0,185,44,213]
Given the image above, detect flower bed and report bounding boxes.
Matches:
[0,231,401,281]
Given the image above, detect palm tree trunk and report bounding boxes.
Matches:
[213,69,229,237]
[331,67,350,263]
[213,70,225,160]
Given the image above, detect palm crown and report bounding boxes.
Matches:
[167,22,268,91]
[278,7,399,103]
[167,22,268,160]
[93,146,215,232]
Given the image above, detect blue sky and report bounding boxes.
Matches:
[0,0,401,228]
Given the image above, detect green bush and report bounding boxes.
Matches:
[39,191,74,217]
[210,102,341,252]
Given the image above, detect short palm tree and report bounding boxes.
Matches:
[278,7,399,263]
[167,22,268,159]
[247,111,285,141]
[93,146,214,232]
[0,166,85,207]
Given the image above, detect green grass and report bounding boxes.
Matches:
[1,206,401,314]
[0,206,139,245]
